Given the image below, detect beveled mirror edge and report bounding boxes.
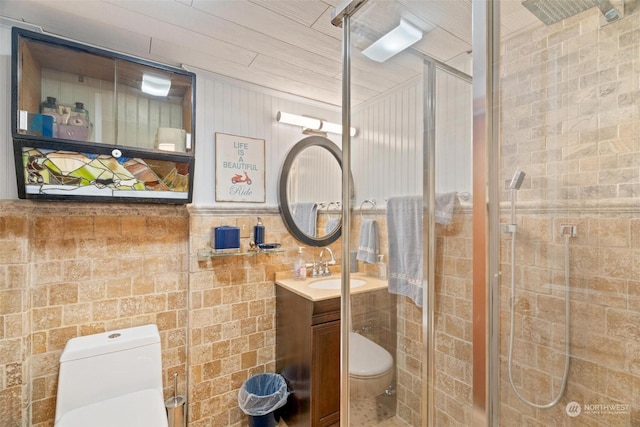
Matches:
[278,135,345,247]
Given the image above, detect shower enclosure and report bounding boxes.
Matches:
[334,0,640,425]
[494,1,639,425]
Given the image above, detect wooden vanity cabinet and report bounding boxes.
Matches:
[276,286,340,427]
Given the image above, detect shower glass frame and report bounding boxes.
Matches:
[341,1,476,425]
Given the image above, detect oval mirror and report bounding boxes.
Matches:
[279,136,344,246]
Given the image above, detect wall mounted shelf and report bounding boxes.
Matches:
[197,248,285,259]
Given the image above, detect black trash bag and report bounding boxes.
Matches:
[238,373,289,417]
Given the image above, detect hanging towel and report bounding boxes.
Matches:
[386,196,423,307]
[356,219,379,264]
[325,217,340,234]
[435,192,457,225]
[293,203,318,237]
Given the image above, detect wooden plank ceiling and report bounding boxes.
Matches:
[0,0,541,106]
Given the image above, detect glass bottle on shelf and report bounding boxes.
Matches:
[39,96,57,114]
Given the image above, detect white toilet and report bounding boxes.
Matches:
[54,324,169,427]
[349,331,394,399]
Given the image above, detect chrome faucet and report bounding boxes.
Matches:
[316,247,335,277]
[319,247,336,265]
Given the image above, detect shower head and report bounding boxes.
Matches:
[521,0,622,25]
[509,169,526,190]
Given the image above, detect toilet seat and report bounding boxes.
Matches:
[55,388,168,427]
[349,332,393,377]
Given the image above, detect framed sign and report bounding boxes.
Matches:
[215,133,265,202]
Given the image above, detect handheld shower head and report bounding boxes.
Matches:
[505,168,526,233]
[509,169,526,190]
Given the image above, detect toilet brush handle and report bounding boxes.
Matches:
[173,372,178,404]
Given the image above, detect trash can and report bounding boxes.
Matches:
[238,373,289,427]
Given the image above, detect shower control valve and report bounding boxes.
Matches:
[560,224,577,237]
[503,224,517,234]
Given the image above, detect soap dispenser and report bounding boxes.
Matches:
[295,247,307,280]
[254,217,265,246]
[377,255,387,280]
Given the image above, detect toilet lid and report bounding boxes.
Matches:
[55,389,168,427]
[349,332,393,377]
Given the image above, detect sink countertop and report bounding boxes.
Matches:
[275,271,388,301]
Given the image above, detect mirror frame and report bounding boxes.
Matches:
[278,135,345,247]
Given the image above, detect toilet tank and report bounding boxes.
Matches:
[55,324,164,422]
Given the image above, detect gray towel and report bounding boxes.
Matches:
[325,217,340,234]
[435,192,457,225]
[386,196,423,307]
[293,203,318,237]
[356,219,379,264]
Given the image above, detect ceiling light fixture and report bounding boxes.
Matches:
[276,111,356,136]
[141,73,171,97]
[362,19,423,63]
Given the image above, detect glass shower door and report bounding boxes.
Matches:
[343,1,473,425]
[494,1,640,425]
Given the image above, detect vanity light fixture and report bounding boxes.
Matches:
[276,111,356,136]
[362,19,423,63]
[276,111,322,130]
[141,73,171,97]
[319,121,345,135]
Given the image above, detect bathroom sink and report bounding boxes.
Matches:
[308,278,366,290]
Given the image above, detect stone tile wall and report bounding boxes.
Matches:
[187,210,343,426]
[0,207,29,427]
[499,6,640,426]
[0,202,352,427]
[432,212,473,426]
[0,200,190,427]
[500,7,640,203]
[497,209,640,426]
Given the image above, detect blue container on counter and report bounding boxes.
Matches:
[213,226,240,252]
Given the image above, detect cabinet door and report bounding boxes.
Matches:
[311,320,340,427]
[13,28,195,153]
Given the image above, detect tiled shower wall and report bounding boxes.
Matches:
[498,6,640,426]
[432,212,473,425]
[498,210,640,426]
